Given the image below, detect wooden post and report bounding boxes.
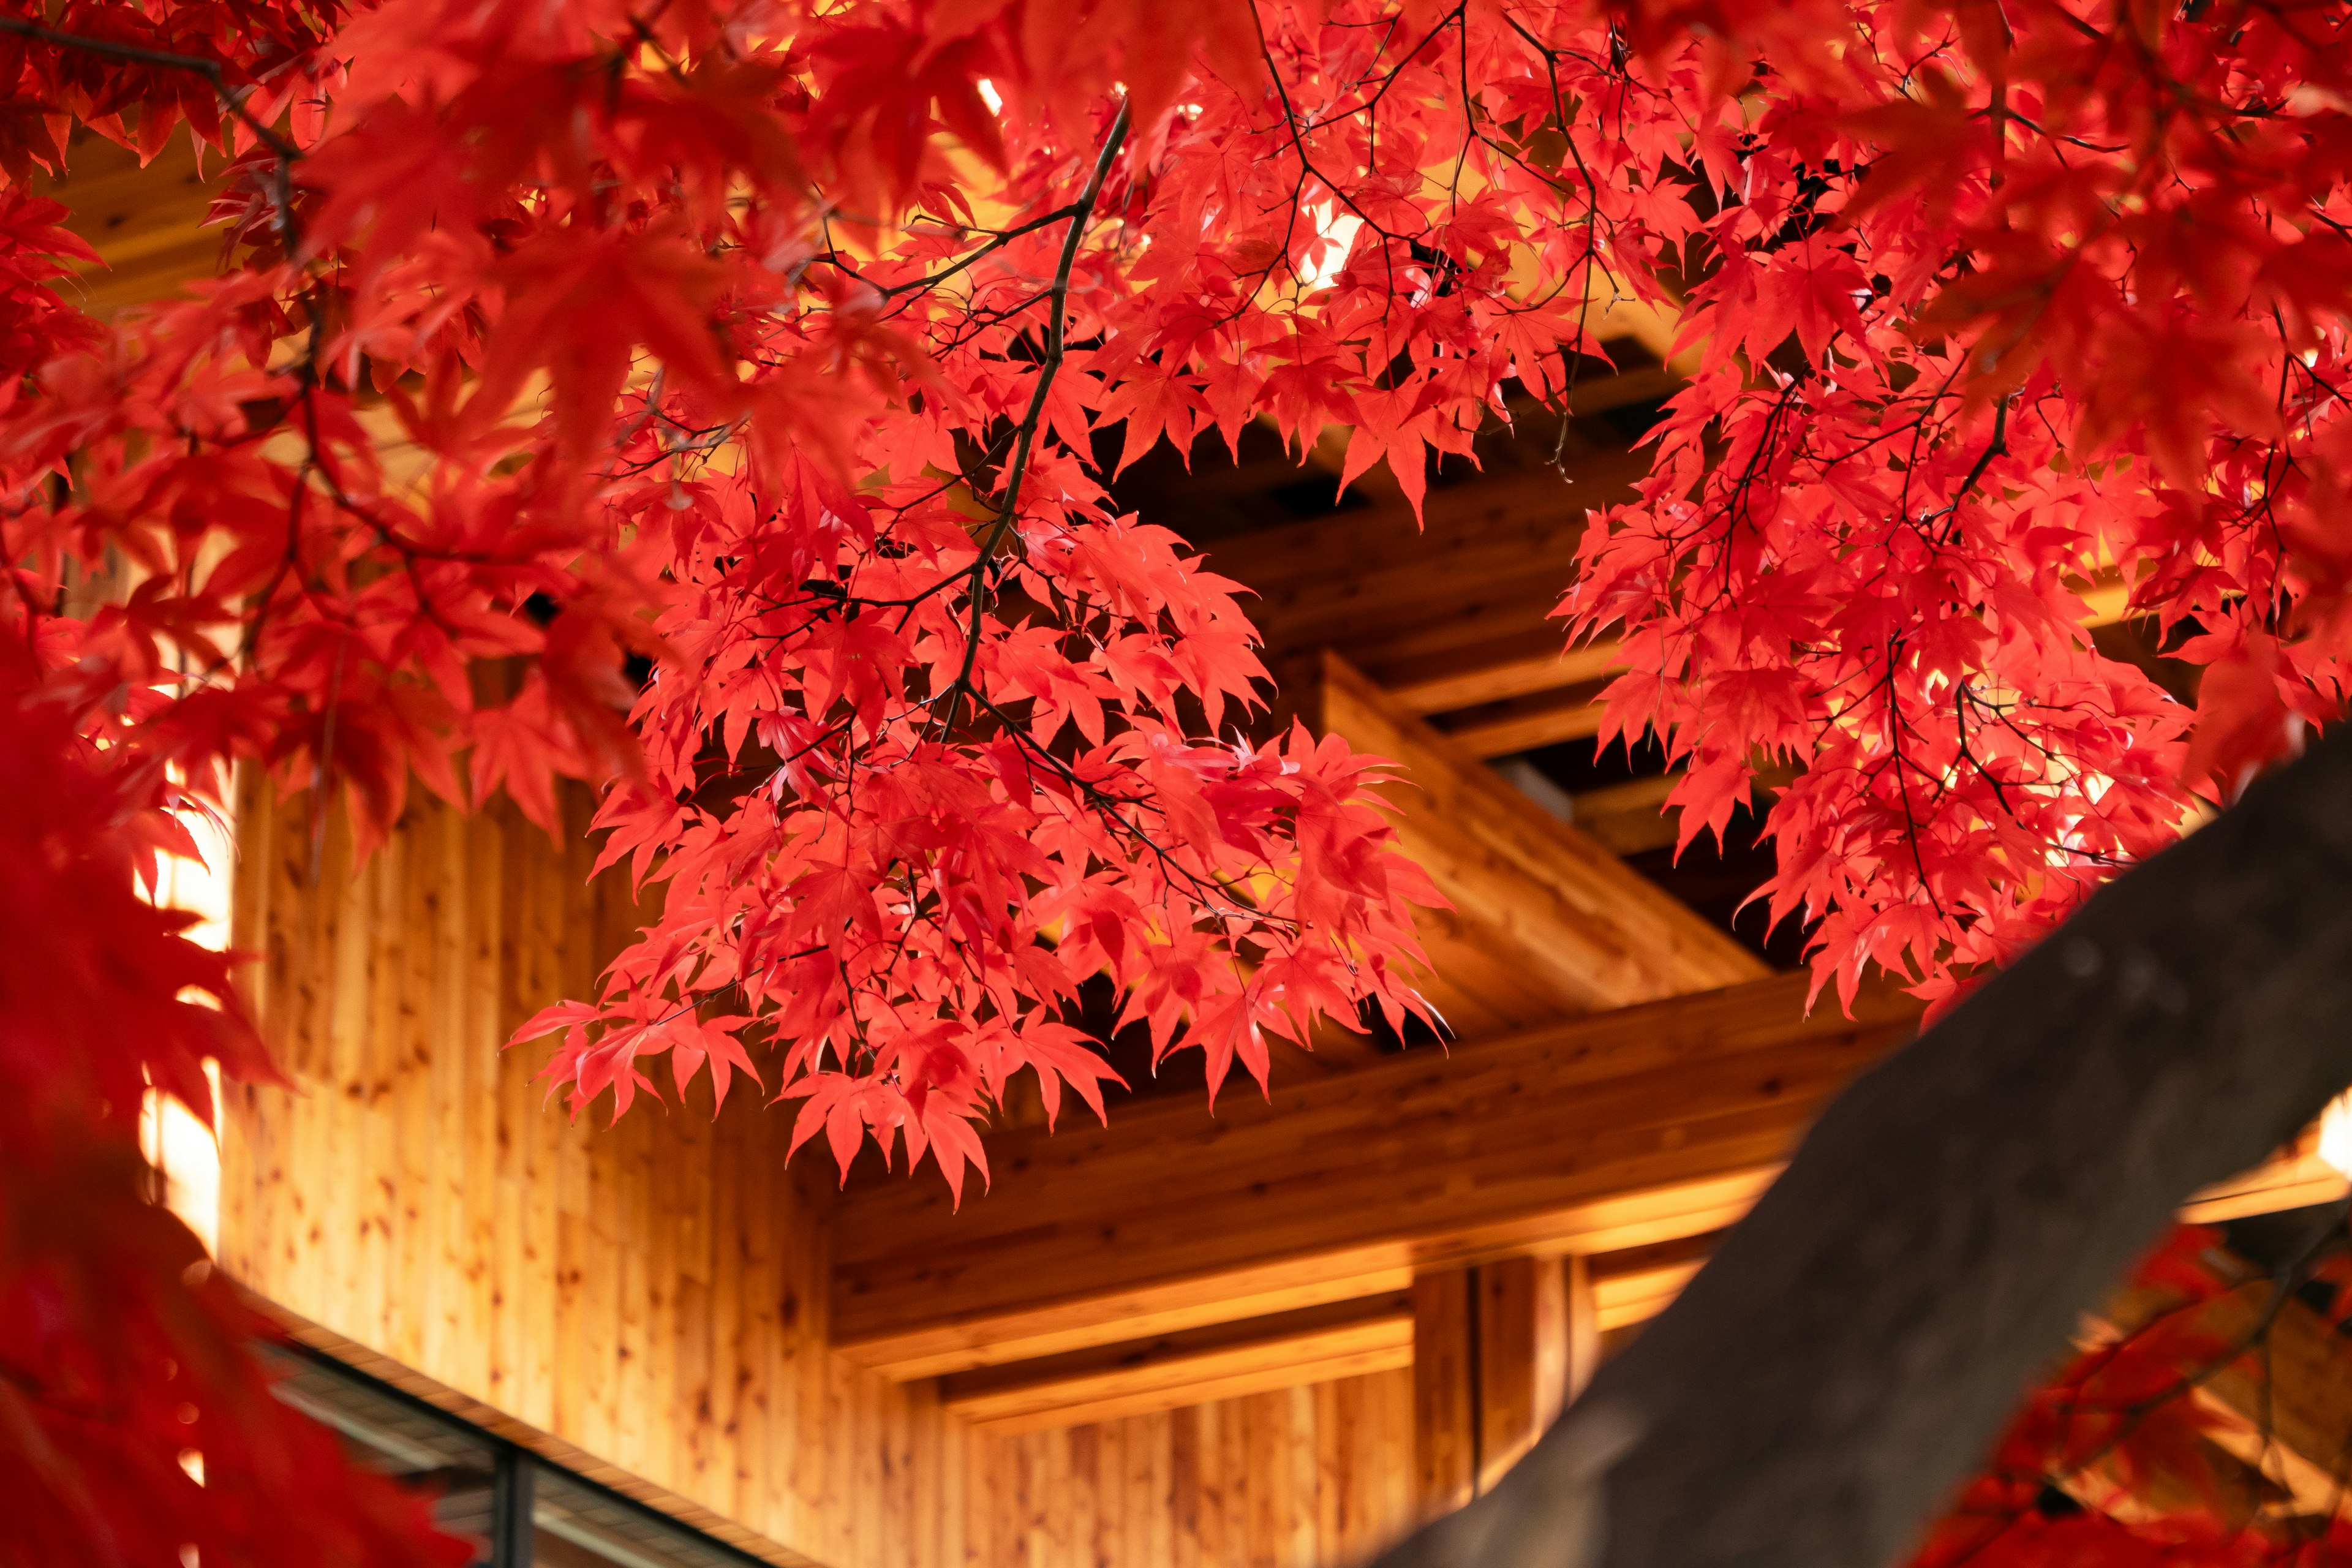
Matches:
[1565,1251,1602,1401]
[1476,1257,1569,1491]
[1416,1255,1590,1517]
[1411,1270,1477,1518]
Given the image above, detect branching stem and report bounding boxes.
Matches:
[932,100,1129,740]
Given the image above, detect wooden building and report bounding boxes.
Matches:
[56,133,2352,1568]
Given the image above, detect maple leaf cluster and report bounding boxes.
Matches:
[9,0,1531,1204]
[0,690,471,1567]
[1561,0,2352,1011]
[20,0,2346,1185]
[9,0,2352,1557]
[0,7,474,1561]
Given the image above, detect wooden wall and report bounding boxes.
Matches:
[216,780,1423,1568]
[216,782,969,1568]
[973,1372,1416,1568]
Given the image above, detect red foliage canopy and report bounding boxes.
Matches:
[6,0,2351,1562]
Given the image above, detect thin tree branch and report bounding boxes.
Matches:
[931,99,1129,739]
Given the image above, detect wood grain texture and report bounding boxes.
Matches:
[217,782,971,1568]
[258,1302,821,1567]
[1588,1235,1716,1334]
[1427,576,2147,761]
[945,1295,1413,1433]
[832,972,1923,1377]
[42,131,221,312]
[1412,1273,1477,1519]
[2177,1142,2348,1221]
[1313,650,1768,1012]
[968,1369,1420,1568]
[1564,1255,1600,1403]
[216,779,2335,1568]
[1390,644,1626,717]
[1477,1258,1569,1493]
[1199,456,1640,698]
[1442,690,1611,760]
[1412,1259,1572,1524]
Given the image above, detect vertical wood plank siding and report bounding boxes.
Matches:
[217,783,1422,1567]
[973,1371,1416,1568]
[217,785,966,1568]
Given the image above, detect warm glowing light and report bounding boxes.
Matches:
[2320,1090,2352,1178]
[140,1062,223,1256]
[138,795,233,1255]
[1297,200,1363,292]
[975,78,1003,115]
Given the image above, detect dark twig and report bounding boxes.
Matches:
[931,100,1129,739]
[0,16,300,159]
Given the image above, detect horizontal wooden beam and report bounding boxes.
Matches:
[919,1119,2338,1432]
[1559,772,1683,858]
[941,1293,1414,1433]
[1425,579,2145,761]
[1567,363,1680,417]
[1550,1155,2343,1345]
[1390,644,1626,717]
[2176,1143,2347,1223]
[940,1231,1695,1438]
[1448,689,1612,760]
[1208,461,1623,609]
[1580,1151,2343,1344]
[829,972,1922,1378]
[1589,1232,1718,1332]
[1312,650,1768,1012]
[1205,454,1646,703]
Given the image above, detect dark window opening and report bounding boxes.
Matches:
[261,1344,777,1568]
